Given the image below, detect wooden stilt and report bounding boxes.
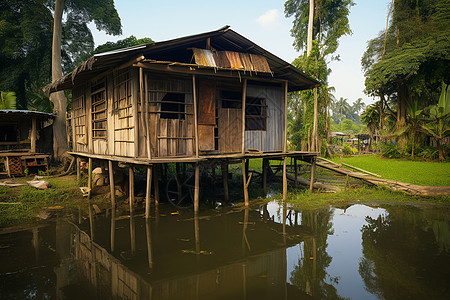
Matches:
[153,165,159,204]
[110,205,115,252]
[222,162,229,203]
[129,166,134,213]
[176,163,182,203]
[108,160,115,211]
[146,219,153,270]
[76,157,81,182]
[283,157,287,202]
[242,159,249,206]
[87,158,92,199]
[294,158,298,187]
[262,158,268,197]
[309,158,316,192]
[145,165,152,219]
[194,163,200,213]
[30,117,37,153]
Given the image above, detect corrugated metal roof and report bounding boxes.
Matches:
[0,110,55,118]
[45,26,319,93]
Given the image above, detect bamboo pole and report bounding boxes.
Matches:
[283,81,288,153]
[242,159,249,206]
[31,117,37,153]
[192,75,199,158]
[87,158,92,199]
[194,162,200,213]
[129,166,134,213]
[76,157,80,182]
[108,160,115,211]
[222,162,229,203]
[283,157,287,202]
[241,79,247,154]
[145,165,152,219]
[262,158,268,197]
[153,165,159,204]
[309,158,316,192]
[144,72,152,159]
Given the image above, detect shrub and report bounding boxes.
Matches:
[381,142,401,158]
[343,144,352,155]
[418,146,439,161]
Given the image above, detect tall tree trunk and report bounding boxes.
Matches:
[312,87,318,152]
[307,0,314,56]
[50,0,68,159]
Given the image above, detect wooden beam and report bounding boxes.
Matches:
[153,165,159,204]
[242,159,249,206]
[194,162,200,213]
[108,160,115,211]
[262,158,268,197]
[30,117,37,153]
[192,75,199,157]
[241,79,247,154]
[129,166,134,212]
[87,157,92,199]
[283,80,288,153]
[133,69,139,157]
[309,158,316,192]
[145,165,152,219]
[76,157,81,182]
[144,72,152,159]
[222,162,229,203]
[283,157,287,202]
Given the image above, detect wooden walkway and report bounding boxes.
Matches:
[315,157,450,197]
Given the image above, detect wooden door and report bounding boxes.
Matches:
[198,79,216,151]
[218,108,242,153]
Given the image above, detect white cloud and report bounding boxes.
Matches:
[256,9,280,28]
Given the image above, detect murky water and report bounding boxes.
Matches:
[1,202,449,299]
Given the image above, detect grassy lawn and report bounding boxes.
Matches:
[333,155,450,186]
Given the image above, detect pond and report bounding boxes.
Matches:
[0,202,449,299]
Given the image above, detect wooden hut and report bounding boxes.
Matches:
[0,110,54,177]
[46,26,319,211]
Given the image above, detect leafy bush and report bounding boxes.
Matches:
[381,142,401,158]
[418,146,439,161]
[343,144,352,155]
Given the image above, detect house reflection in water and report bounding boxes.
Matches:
[62,203,314,300]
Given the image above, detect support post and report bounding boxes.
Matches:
[87,158,92,199]
[192,75,199,157]
[242,159,249,206]
[194,162,200,213]
[222,162,229,203]
[309,158,316,192]
[108,160,115,211]
[153,165,159,204]
[30,116,37,153]
[262,158,268,197]
[294,158,298,187]
[129,166,134,213]
[241,79,247,154]
[145,165,152,219]
[76,157,80,182]
[144,72,151,159]
[283,157,287,202]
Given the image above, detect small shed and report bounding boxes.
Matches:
[0,110,54,176]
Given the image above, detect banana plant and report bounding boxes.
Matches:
[0,91,17,109]
[420,82,450,161]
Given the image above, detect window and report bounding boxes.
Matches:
[91,79,107,139]
[160,93,185,119]
[220,90,242,109]
[245,97,266,131]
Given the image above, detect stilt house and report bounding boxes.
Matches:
[47,26,318,162]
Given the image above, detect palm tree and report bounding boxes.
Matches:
[0,91,16,109]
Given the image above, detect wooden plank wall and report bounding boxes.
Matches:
[112,68,136,157]
[71,86,88,153]
[218,108,242,153]
[245,85,284,152]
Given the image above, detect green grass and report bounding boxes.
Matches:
[268,186,450,210]
[332,155,450,186]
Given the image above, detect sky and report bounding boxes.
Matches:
[89,0,390,105]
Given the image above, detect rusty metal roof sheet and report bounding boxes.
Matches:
[46,26,319,93]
